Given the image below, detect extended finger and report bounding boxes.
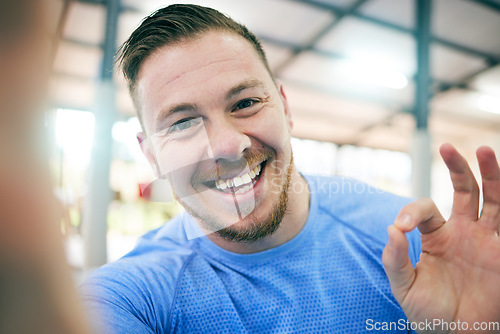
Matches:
[394,198,446,234]
[476,146,500,232]
[440,143,480,221]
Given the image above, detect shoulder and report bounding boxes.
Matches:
[81,212,198,333]
[304,174,420,262]
[305,174,412,214]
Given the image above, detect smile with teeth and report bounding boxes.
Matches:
[215,164,262,194]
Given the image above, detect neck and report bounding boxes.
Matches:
[206,168,310,254]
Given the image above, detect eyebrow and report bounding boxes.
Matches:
[155,103,197,129]
[226,79,266,100]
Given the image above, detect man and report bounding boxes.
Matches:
[83,4,500,333]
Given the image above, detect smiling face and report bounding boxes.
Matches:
[136,30,298,243]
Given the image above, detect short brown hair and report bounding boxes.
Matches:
[116,4,273,113]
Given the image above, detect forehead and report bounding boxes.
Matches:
[135,31,272,126]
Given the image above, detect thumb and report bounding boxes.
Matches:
[382,225,416,305]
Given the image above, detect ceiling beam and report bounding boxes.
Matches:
[274,0,370,76]
[259,33,473,98]
[434,59,500,95]
[433,37,498,64]
[291,0,500,62]
[258,34,351,63]
[72,0,499,64]
[469,0,500,13]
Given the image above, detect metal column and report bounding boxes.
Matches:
[412,0,432,198]
[83,0,120,270]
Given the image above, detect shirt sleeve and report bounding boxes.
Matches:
[80,260,175,334]
[83,294,156,334]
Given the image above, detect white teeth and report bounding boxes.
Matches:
[217,179,227,190]
[214,163,264,191]
[242,174,251,184]
[233,177,243,187]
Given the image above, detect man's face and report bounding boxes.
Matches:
[136,31,294,242]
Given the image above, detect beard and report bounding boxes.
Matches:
[173,150,294,244]
[215,154,293,243]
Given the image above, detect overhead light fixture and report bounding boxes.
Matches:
[478,95,500,115]
[341,59,409,90]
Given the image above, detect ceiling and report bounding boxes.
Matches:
[51,0,500,159]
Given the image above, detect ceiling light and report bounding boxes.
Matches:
[341,60,409,90]
[478,95,500,115]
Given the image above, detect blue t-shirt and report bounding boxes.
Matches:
[82,175,421,333]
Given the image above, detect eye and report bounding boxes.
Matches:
[233,98,260,111]
[167,117,202,134]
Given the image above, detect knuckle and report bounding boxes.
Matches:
[419,197,435,208]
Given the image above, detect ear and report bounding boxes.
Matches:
[277,82,293,131]
[137,132,160,177]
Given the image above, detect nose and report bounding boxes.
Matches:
[207,117,251,162]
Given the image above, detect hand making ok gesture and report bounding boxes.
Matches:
[383,143,500,334]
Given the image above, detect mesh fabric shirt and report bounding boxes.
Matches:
[82,175,421,333]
